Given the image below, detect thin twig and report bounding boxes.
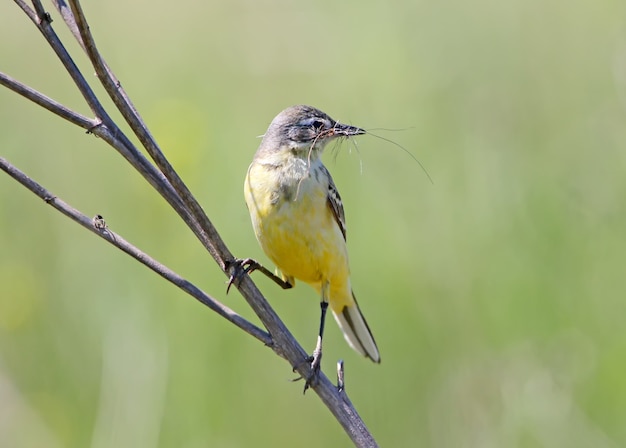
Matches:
[14,0,37,21]
[61,0,230,269]
[21,0,209,253]
[0,157,271,346]
[0,72,95,129]
[30,0,47,20]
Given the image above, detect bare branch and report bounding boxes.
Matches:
[53,0,228,267]
[14,0,37,21]
[15,0,213,257]
[30,0,47,20]
[0,157,272,346]
[0,72,95,129]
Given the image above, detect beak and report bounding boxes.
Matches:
[331,122,366,137]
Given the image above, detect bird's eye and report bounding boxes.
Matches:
[288,118,327,142]
[311,120,325,130]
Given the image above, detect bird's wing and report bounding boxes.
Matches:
[323,165,347,241]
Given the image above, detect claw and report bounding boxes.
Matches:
[292,348,322,394]
[304,348,322,393]
[226,258,259,293]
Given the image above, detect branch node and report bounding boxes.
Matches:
[92,214,106,229]
[86,121,103,135]
[33,1,53,25]
[44,195,56,204]
[92,214,116,242]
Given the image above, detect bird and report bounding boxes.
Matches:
[243,105,380,389]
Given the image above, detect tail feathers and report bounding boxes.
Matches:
[333,293,380,363]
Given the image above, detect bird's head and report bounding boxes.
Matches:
[256,105,365,160]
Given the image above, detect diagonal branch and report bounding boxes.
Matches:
[0,72,94,128]
[21,0,213,262]
[0,157,272,347]
[58,0,231,270]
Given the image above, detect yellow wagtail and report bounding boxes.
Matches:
[243,105,380,387]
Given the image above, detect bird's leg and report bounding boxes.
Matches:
[297,282,329,393]
[308,301,328,381]
[226,258,293,293]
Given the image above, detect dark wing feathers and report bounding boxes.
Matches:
[322,165,347,241]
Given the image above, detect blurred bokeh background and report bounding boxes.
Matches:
[2,0,626,446]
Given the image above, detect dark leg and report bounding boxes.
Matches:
[301,280,330,392]
[308,301,328,374]
[293,299,329,393]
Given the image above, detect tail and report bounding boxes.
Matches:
[332,292,380,363]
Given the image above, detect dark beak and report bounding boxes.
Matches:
[332,122,366,137]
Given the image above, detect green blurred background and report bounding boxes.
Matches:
[2,0,626,446]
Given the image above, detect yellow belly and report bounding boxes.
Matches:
[244,163,351,309]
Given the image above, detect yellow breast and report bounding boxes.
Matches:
[244,161,349,293]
